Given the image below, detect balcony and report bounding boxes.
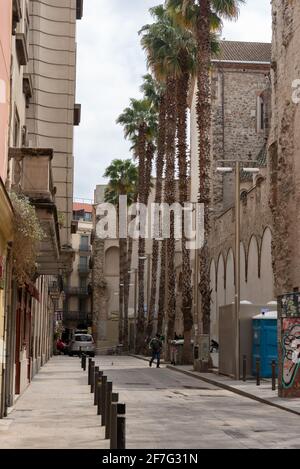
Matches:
[16,32,29,66]
[79,244,91,253]
[9,148,60,275]
[23,73,33,108]
[78,264,91,275]
[74,104,81,126]
[12,0,22,34]
[76,0,84,20]
[63,311,92,323]
[65,287,90,297]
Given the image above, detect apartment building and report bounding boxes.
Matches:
[0,0,14,419]
[64,202,93,338]
[0,0,83,417]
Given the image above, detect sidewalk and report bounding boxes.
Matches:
[0,356,109,449]
[167,364,300,417]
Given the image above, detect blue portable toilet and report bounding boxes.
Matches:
[252,311,278,378]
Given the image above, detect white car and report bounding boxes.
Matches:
[69,333,95,357]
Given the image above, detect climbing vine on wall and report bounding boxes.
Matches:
[10,192,44,286]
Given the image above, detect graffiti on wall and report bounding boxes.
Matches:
[282,319,300,389]
[279,293,300,318]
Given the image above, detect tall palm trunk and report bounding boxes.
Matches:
[176,58,193,363]
[123,236,132,350]
[146,94,166,340]
[196,0,211,336]
[123,192,137,351]
[119,236,127,344]
[157,238,167,335]
[165,76,177,358]
[136,125,147,353]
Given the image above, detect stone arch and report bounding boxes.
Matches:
[240,242,247,301]
[104,246,119,276]
[216,253,226,311]
[225,248,235,305]
[210,259,217,340]
[260,227,274,303]
[246,235,260,282]
[246,235,260,303]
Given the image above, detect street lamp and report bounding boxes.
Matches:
[217,161,260,380]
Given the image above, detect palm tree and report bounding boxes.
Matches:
[103,159,138,348]
[140,6,181,357]
[140,5,206,361]
[117,99,157,353]
[140,74,166,341]
[166,0,244,339]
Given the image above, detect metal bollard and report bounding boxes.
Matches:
[272,360,276,391]
[90,362,95,393]
[106,392,118,439]
[88,358,92,385]
[242,355,247,382]
[256,358,261,386]
[105,383,113,439]
[94,368,99,405]
[117,403,126,449]
[110,403,118,449]
[82,354,87,371]
[100,375,107,426]
[94,370,103,405]
[97,379,102,416]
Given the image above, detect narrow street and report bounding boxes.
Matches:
[2,356,300,449]
[0,357,108,449]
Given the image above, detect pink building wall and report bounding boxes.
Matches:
[0,0,12,183]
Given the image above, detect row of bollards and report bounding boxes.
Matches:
[242,355,277,390]
[81,355,126,449]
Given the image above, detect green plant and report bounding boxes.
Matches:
[10,192,44,285]
[58,212,65,228]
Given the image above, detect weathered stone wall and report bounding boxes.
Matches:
[209,179,272,265]
[269,0,300,295]
[208,179,274,339]
[210,65,270,213]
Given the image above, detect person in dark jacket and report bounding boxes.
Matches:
[149,333,163,368]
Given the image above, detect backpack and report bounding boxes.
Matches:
[150,337,161,352]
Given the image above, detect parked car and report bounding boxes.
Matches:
[69,333,95,357]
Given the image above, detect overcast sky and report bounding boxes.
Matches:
[73,0,272,201]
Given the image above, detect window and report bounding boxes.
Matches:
[80,235,89,250]
[13,109,20,147]
[257,95,265,132]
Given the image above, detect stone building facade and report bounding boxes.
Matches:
[268,0,300,295]
[189,41,275,342]
[190,41,272,208]
[64,202,93,337]
[0,1,83,416]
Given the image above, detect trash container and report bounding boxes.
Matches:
[252,310,278,378]
[170,339,184,365]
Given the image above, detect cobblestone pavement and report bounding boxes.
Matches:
[2,355,300,449]
[95,356,300,449]
[0,356,108,449]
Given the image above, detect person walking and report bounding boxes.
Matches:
[149,333,163,368]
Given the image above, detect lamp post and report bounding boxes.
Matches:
[217,161,259,379]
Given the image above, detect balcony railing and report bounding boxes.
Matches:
[78,265,91,274]
[79,245,91,252]
[63,311,92,323]
[65,287,90,297]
